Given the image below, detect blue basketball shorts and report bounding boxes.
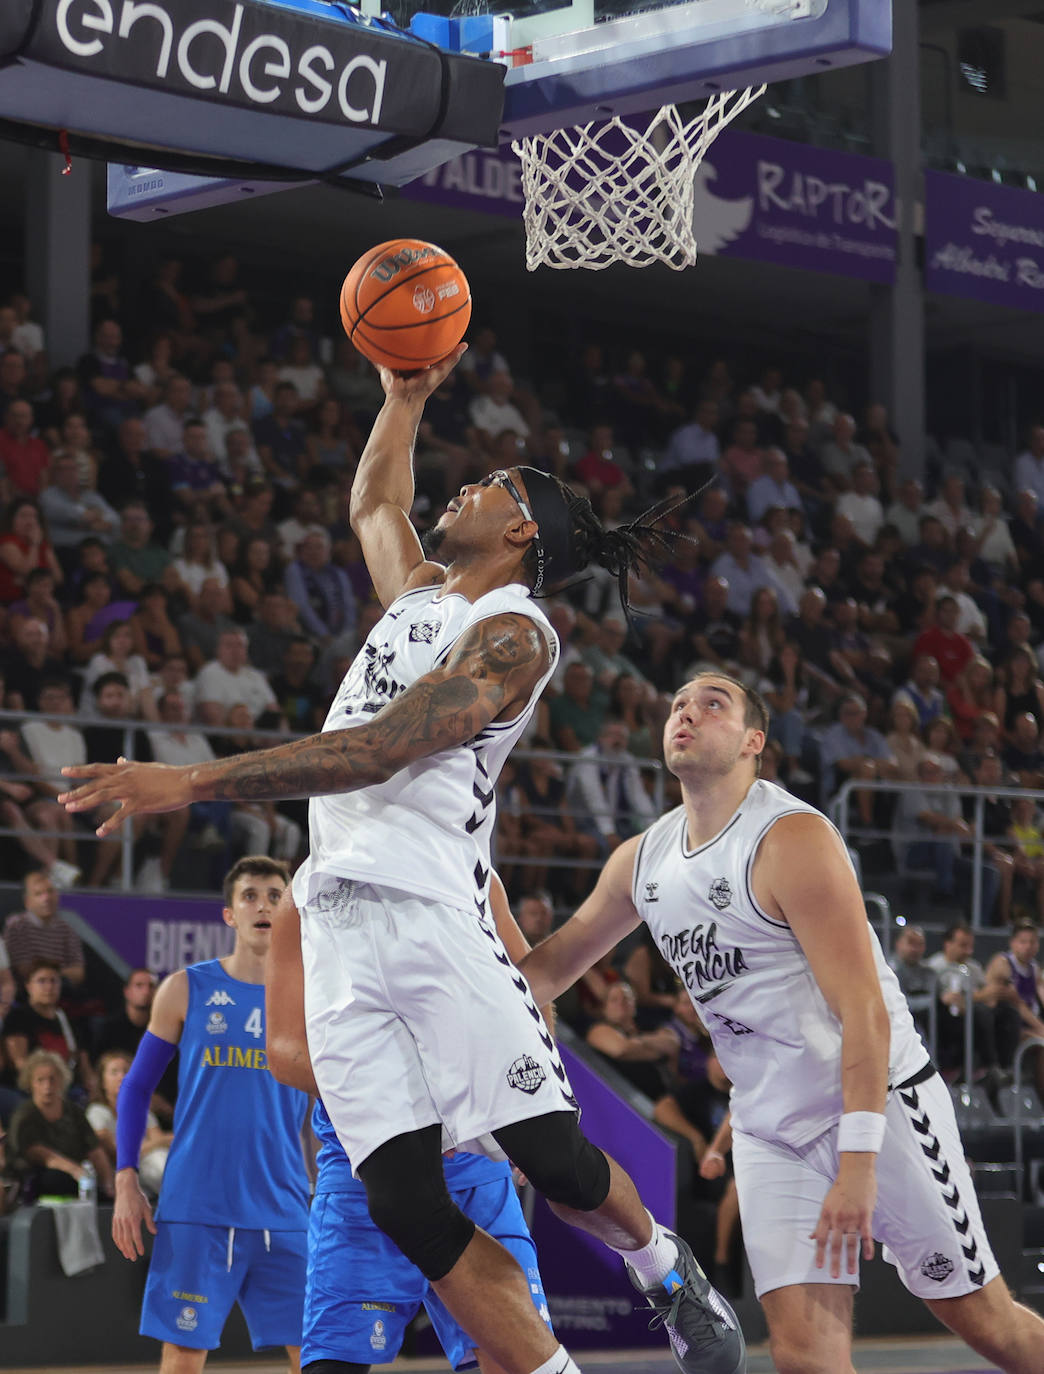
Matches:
[303,1174,552,1369]
[141,1221,306,1351]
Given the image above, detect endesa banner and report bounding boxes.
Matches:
[404,126,897,282]
[925,169,1044,312]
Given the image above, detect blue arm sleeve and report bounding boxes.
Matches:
[116,1031,177,1171]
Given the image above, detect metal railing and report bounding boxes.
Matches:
[830,779,1044,929]
[0,707,664,896]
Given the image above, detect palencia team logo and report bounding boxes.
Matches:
[507,1054,546,1095]
[920,1252,954,1282]
[709,877,732,910]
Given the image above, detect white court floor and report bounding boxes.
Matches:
[0,1338,1000,1374]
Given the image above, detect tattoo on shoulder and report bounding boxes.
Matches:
[450,614,547,681]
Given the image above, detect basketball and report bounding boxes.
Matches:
[339,238,471,372]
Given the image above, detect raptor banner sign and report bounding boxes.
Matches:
[0,0,504,181]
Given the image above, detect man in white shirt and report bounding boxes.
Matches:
[764,530,805,609]
[277,488,326,563]
[818,413,871,491]
[884,477,924,547]
[143,374,194,459]
[926,473,974,539]
[936,561,987,643]
[836,462,884,548]
[39,454,120,550]
[1014,425,1044,507]
[469,371,530,454]
[203,381,251,472]
[710,523,798,618]
[196,629,278,727]
[566,717,656,854]
[746,449,803,525]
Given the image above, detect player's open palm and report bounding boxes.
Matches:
[113,1172,157,1260]
[810,1167,877,1279]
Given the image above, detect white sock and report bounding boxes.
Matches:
[609,1210,680,1286]
[527,1344,581,1374]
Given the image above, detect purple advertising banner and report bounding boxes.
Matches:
[925,169,1044,312]
[404,126,896,281]
[69,892,230,978]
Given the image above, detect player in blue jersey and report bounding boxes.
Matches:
[265,871,552,1374]
[112,856,311,1374]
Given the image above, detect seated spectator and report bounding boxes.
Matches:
[658,399,720,493]
[607,673,661,760]
[196,628,278,727]
[8,1049,113,1200]
[963,752,1017,927]
[984,923,1044,1097]
[691,487,729,563]
[737,586,785,677]
[65,570,134,665]
[836,461,884,548]
[896,754,997,917]
[611,349,678,448]
[888,924,934,1014]
[549,661,604,752]
[513,742,600,897]
[1008,797,1044,922]
[78,318,146,436]
[924,715,965,783]
[995,645,1044,741]
[7,681,85,873]
[109,500,172,599]
[230,535,282,626]
[1014,423,1044,506]
[572,423,633,499]
[168,419,231,523]
[277,487,326,564]
[469,370,530,457]
[1003,712,1044,789]
[271,293,320,363]
[178,577,237,675]
[937,559,987,643]
[0,700,79,889]
[172,521,229,610]
[885,698,926,781]
[763,530,804,611]
[213,705,302,862]
[278,334,326,415]
[8,567,68,659]
[306,396,355,475]
[3,961,91,1090]
[284,528,356,648]
[906,513,952,577]
[973,484,1018,577]
[621,928,677,1030]
[579,616,654,701]
[203,380,250,472]
[516,890,554,946]
[718,418,764,501]
[0,398,51,498]
[0,497,63,605]
[585,981,678,1100]
[820,693,897,823]
[762,643,813,783]
[893,653,947,733]
[4,616,71,712]
[947,656,995,743]
[857,401,900,499]
[131,583,183,672]
[687,574,742,675]
[746,449,801,525]
[86,1050,170,1196]
[39,452,119,562]
[711,523,797,619]
[566,717,657,854]
[254,381,308,492]
[927,472,975,539]
[132,330,177,407]
[143,373,193,458]
[818,412,870,492]
[927,923,1020,1087]
[246,590,303,678]
[34,367,82,446]
[82,620,152,717]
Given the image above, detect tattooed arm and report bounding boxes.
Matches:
[59,613,549,835]
[349,346,465,608]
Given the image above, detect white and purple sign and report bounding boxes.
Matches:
[72,892,231,978]
[925,169,1044,312]
[404,126,896,281]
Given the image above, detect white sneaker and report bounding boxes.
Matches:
[136,856,167,893]
[48,859,82,889]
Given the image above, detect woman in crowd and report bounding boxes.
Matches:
[886,696,926,781]
[0,499,63,606]
[947,655,996,743]
[86,1050,170,1196]
[607,673,659,759]
[925,714,967,783]
[7,1050,113,1201]
[171,521,229,611]
[306,396,356,475]
[82,618,152,716]
[230,533,283,624]
[131,583,184,671]
[994,644,1044,741]
[584,980,678,1100]
[737,585,785,677]
[761,640,812,782]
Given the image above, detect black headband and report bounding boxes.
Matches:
[515,467,577,593]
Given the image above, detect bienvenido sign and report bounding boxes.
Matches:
[925,169,1044,312]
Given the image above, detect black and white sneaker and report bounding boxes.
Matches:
[629,1232,746,1374]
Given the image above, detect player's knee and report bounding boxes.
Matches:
[358,1140,475,1282]
[769,1333,847,1374]
[493,1114,611,1211]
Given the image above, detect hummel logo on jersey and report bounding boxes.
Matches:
[206,990,236,1007]
[409,621,439,644]
[708,877,732,909]
[644,881,660,903]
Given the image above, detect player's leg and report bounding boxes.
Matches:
[158,1347,208,1374]
[285,1348,301,1373]
[356,1127,574,1374]
[759,1285,855,1374]
[925,1278,1044,1373]
[235,1229,307,1366]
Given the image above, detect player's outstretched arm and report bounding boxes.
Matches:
[59,612,549,834]
[518,835,643,1006]
[349,344,466,608]
[756,812,890,1280]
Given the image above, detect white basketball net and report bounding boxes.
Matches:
[512,86,765,271]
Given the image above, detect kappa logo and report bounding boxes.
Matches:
[507,1054,546,1095]
[206,1011,228,1035]
[370,1319,387,1351]
[205,990,235,1007]
[408,621,440,645]
[709,877,732,910]
[920,1252,955,1283]
[176,1306,198,1333]
[644,880,660,903]
[412,285,436,314]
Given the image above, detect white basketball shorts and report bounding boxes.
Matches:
[299,875,578,1173]
[732,1068,999,1300]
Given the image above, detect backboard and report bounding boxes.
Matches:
[106,0,889,219]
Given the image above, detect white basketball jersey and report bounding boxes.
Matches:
[292,582,557,913]
[632,779,926,1148]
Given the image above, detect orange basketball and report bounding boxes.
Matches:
[339,238,471,372]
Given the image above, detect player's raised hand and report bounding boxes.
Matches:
[112,1170,157,1260]
[378,342,467,399]
[58,760,193,835]
[810,1162,876,1279]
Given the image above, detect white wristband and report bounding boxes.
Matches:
[837,1111,886,1154]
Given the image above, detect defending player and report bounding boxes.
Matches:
[518,672,1044,1374]
[266,871,553,1374]
[113,856,310,1374]
[59,348,744,1374]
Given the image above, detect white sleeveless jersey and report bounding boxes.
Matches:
[292,582,557,914]
[632,779,926,1148]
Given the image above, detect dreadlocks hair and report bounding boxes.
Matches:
[522,476,702,627]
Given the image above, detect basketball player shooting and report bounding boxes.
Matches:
[59,345,744,1374]
[517,672,1044,1374]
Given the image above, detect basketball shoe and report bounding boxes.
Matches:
[628,1231,746,1374]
